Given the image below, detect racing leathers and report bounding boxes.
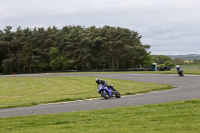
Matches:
[96,80,116,92]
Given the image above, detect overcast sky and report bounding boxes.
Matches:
[1,0,200,55]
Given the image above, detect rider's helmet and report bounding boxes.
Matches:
[96,78,101,84]
[176,65,180,68]
[176,65,180,70]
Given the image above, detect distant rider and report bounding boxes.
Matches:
[176,65,184,76]
[176,65,181,71]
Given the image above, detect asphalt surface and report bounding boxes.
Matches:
[0,73,200,118]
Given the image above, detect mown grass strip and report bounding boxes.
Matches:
[0,99,200,133]
[0,76,172,109]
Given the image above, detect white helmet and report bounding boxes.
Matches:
[176,65,180,68]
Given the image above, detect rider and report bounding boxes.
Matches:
[95,78,116,92]
[176,65,184,76]
[176,65,180,71]
[176,65,183,72]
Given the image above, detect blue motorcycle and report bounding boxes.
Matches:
[97,84,121,99]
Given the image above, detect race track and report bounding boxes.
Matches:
[0,73,200,118]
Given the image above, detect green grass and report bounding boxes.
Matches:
[182,70,200,75]
[0,76,172,109]
[180,64,200,70]
[0,99,200,133]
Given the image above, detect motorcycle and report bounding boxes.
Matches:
[178,69,184,77]
[177,68,184,77]
[97,84,121,99]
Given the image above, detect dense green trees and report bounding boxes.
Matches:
[0,25,151,73]
[172,58,184,65]
[152,55,175,67]
[152,55,172,64]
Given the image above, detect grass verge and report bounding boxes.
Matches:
[0,76,172,109]
[0,99,200,133]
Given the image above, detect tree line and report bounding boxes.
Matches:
[0,25,151,74]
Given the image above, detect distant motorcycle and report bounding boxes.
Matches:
[177,68,184,77]
[177,69,184,77]
[97,84,121,99]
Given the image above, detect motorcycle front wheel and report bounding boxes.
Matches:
[100,91,110,99]
[115,92,121,98]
